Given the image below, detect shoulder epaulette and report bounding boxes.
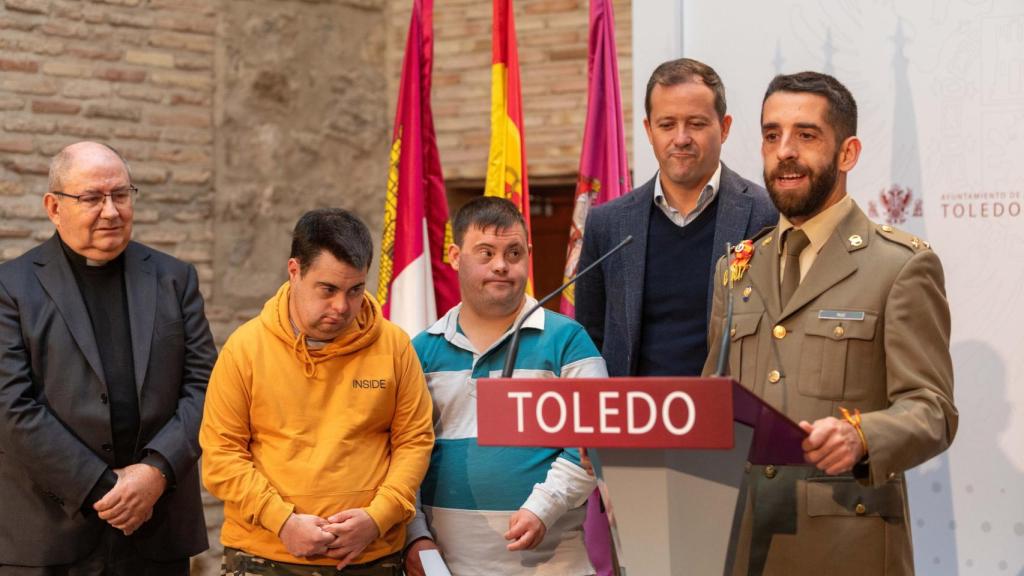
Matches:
[874,224,931,252]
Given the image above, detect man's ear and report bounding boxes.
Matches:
[43,194,61,228]
[287,258,302,283]
[838,136,861,173]
[447,243,461,272]
[719,114,733,143]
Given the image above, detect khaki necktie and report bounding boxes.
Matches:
[780,229,810,306]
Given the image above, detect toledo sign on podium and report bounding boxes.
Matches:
[476,376,736,449]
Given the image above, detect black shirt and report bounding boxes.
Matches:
[60,238,141,508]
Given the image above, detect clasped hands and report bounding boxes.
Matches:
[93,463,167,536]
[279,509,381,569]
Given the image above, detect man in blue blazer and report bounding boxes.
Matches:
[576,58,777,378]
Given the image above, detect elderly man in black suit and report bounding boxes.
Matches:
[0,141,216,574]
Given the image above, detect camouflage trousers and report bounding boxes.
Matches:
[221,548,402,576]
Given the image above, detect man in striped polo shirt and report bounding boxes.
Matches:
[403,197,606,576]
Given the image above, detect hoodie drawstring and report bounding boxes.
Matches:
[292,335,317,378]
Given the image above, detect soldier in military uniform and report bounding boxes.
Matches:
[703,71,957,576]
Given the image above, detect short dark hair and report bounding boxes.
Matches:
[452,196,526,246]
[762,71,858,144]
[290,208,373,273]
[645,58,727,120]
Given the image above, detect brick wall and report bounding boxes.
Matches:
[386,0,633,183]
[0,0,217,295]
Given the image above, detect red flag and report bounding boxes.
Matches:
[485,0,533,294]
[559,0,631,316]
[377,0,459,334]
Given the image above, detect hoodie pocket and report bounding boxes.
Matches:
[285,490,379,519]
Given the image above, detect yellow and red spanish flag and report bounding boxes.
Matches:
[485,0,533,293]
[377,0,459,335]
[559,0,631,316]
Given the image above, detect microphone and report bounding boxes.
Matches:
[714,242,736,377]
[500,235,634,378]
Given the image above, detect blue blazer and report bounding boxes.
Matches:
[575,164,777,377]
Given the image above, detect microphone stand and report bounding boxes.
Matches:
[500,235,633,378]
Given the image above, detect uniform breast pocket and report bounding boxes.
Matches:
[729,313,762,383]
[798,311,878,400]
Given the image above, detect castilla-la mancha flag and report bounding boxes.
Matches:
[485,0,533,294]
[377,0,459,335]
[559,0,631,316]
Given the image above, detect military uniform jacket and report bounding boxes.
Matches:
[703,202,957,576]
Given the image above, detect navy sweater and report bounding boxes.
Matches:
[636,198,719,376]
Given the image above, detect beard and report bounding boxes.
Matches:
[765,153,839,220]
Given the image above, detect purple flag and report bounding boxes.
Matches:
[559,0,631,317]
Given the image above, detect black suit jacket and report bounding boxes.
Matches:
[575,164,778,377]
[0,235,215,565]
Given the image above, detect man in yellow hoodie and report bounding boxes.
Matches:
[200,208,434,575]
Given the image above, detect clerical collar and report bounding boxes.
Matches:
[58,235,124,271]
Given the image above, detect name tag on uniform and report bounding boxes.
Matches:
[818,310,866,321]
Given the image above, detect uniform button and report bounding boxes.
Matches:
[100,393,108,404]
[768,370,781,384]
[730,327,737,337]
[833,326,845,338]
[773,325,787,339]
[101,443,113,452]
[881,225,894,233]
[855,503,867,515]
[764,465,777,479]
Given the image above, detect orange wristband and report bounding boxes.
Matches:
[840,407,869,456]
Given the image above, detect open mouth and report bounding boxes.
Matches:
[774,172,807,186]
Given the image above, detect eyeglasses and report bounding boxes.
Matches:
[51,186,139,210]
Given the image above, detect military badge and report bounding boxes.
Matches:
[723,240,755,285]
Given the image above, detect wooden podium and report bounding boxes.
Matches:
[476,376,806,576]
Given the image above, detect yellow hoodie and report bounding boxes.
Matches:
[200,282,434,565]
